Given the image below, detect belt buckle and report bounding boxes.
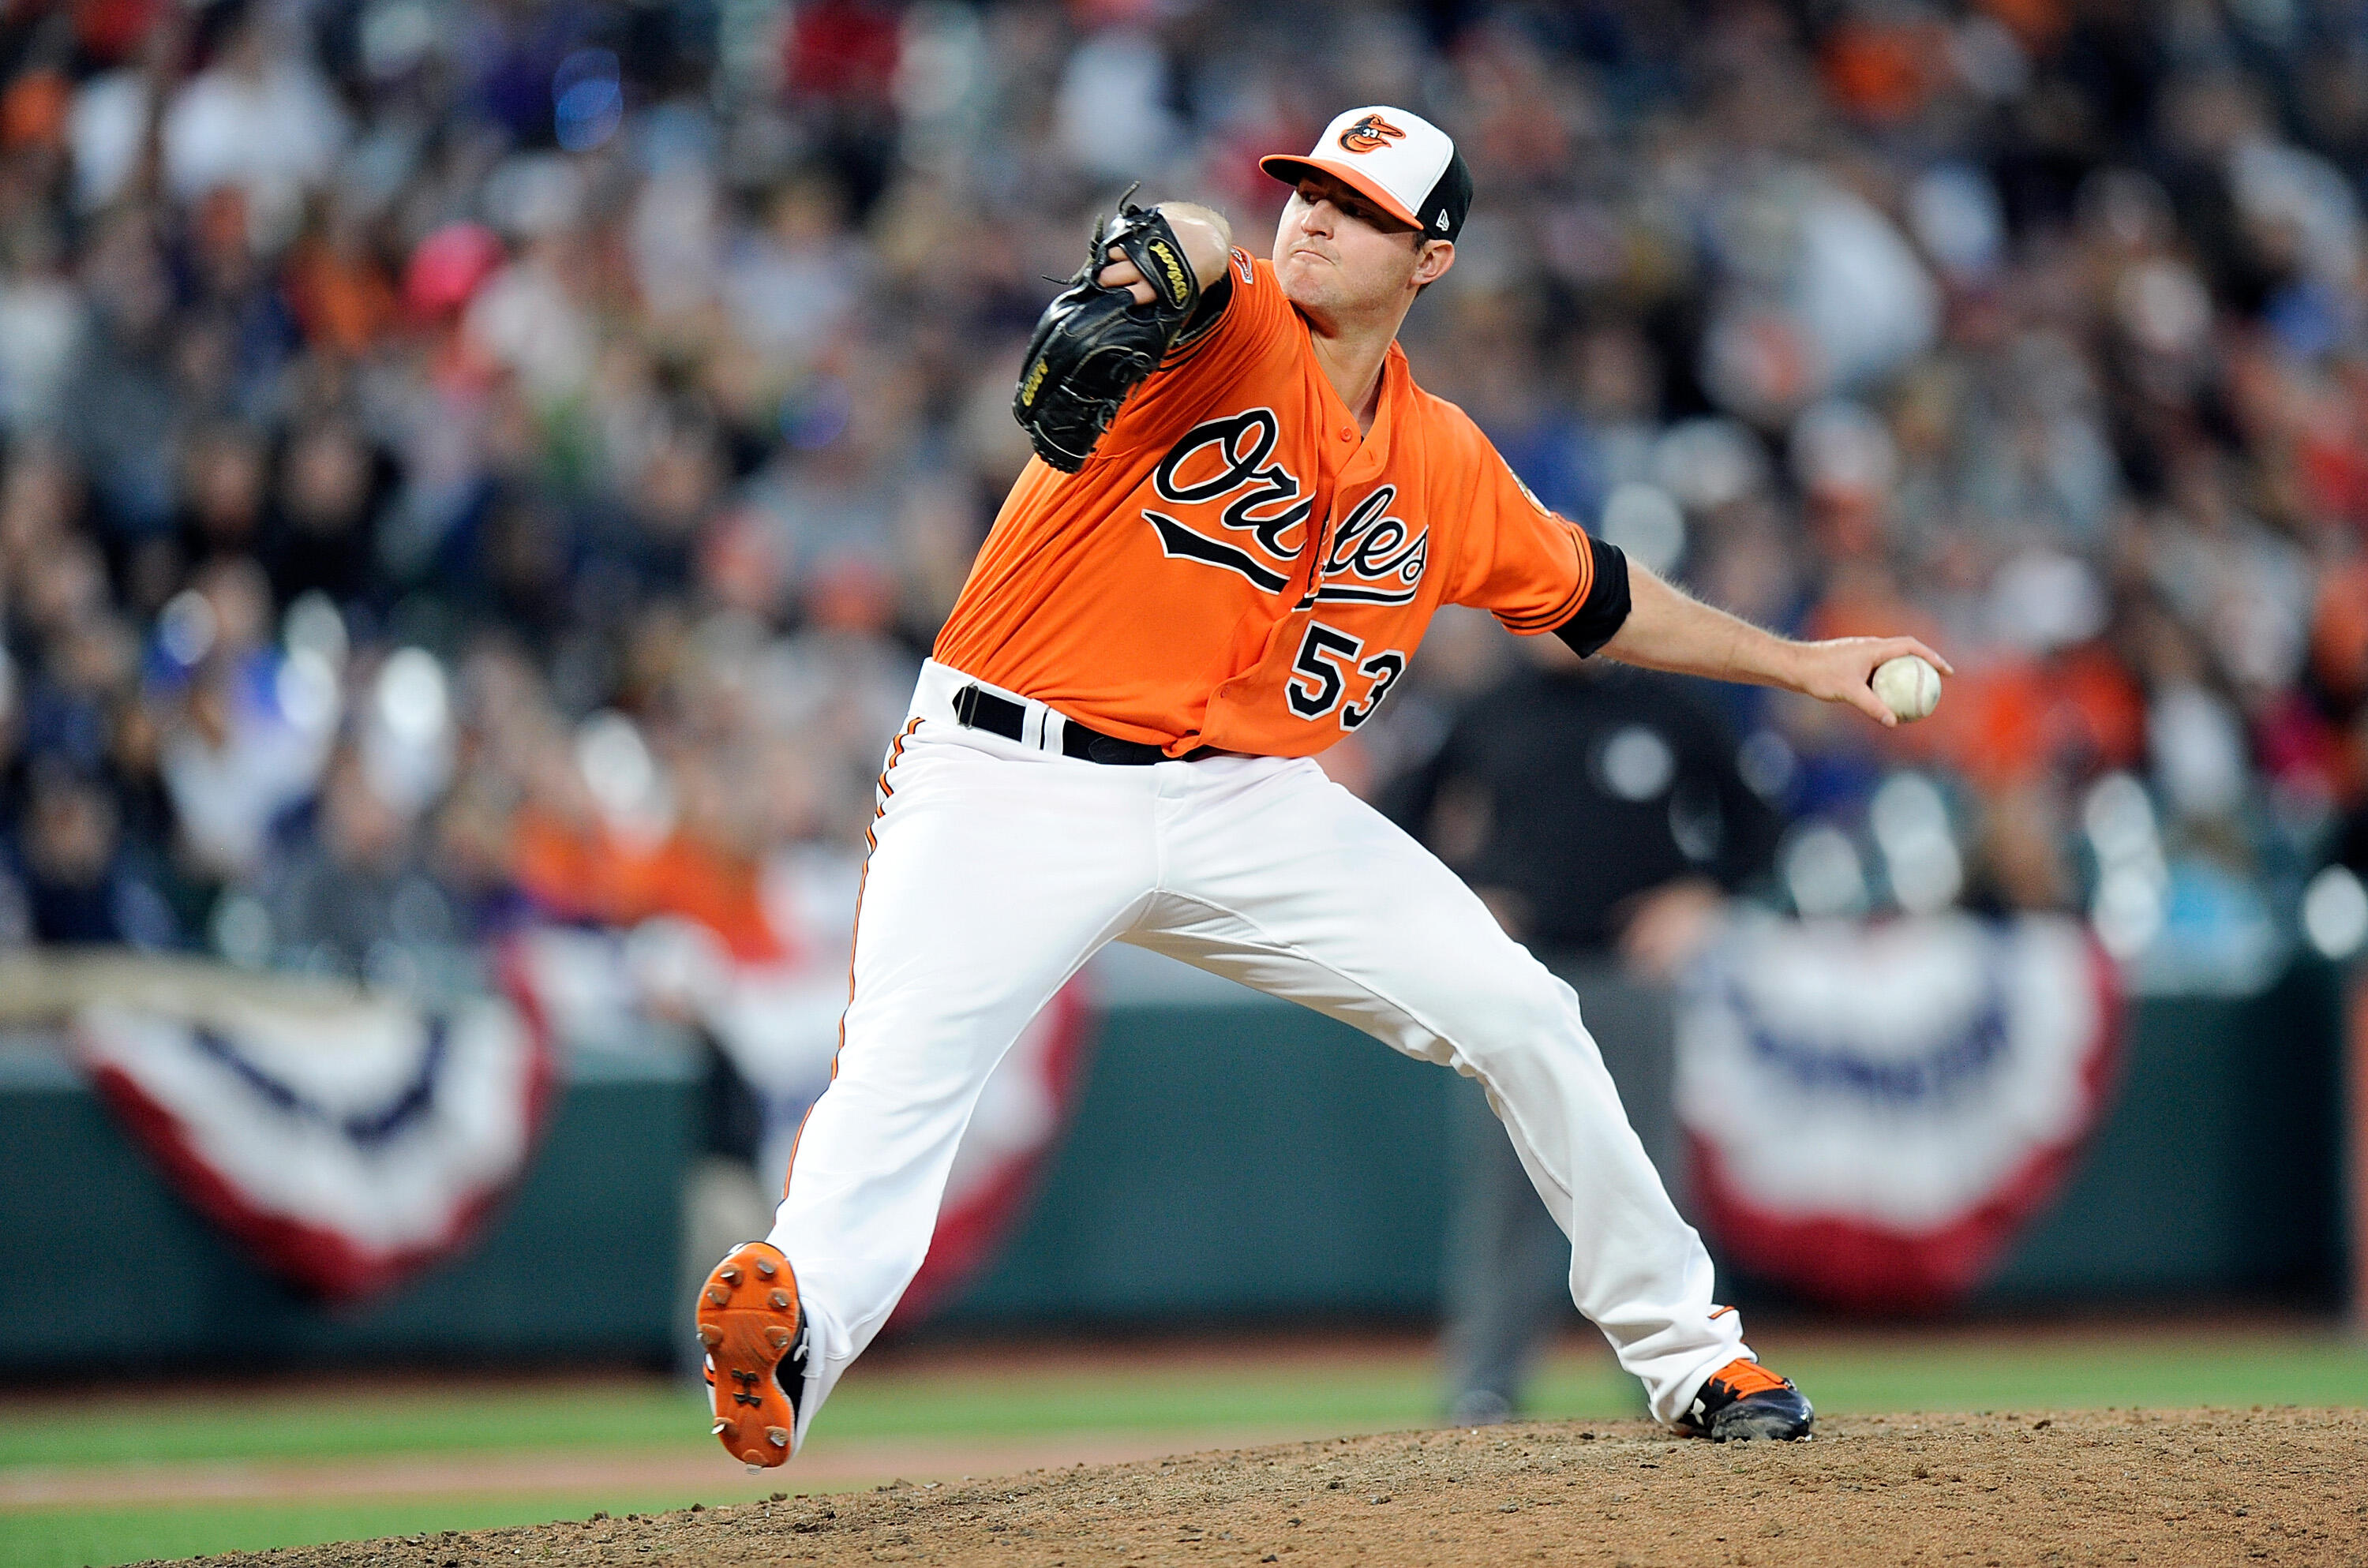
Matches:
[952,683,980,728]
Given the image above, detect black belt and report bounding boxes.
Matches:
[951,683,1205,765]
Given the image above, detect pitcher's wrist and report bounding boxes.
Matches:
[1752,632,1807,693]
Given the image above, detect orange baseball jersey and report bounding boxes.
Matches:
[933,247,1595,758]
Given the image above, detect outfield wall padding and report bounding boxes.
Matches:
[937,956,2347,1325]
[0,956,2345,1369]
[0,1038,697,1370]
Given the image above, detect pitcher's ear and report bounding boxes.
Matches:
[1414,239,1456,286]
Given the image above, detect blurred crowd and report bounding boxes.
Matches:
[5,0,2368,996]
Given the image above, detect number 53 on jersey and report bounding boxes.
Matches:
[1288,622,1407,730]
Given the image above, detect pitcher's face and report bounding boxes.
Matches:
[1272,172,1448,320]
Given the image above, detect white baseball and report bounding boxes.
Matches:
[1870,655,1942,722]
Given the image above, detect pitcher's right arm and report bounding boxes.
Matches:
[1010,196,1235,473]
[1096,203,1233,305]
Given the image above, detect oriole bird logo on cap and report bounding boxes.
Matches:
[1336,114,1406,154]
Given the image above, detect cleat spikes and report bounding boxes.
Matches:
[697,1244,798,1465]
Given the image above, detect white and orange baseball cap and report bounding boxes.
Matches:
[1260,106,1473,241]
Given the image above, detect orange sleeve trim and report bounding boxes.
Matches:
[1495,519,1596,631]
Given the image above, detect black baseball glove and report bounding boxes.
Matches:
[1012,188,1204,473]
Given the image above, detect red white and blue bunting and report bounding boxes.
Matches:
[1675,913,2120,1311]
[73,952,553,1301]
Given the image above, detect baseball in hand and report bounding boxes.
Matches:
[1870,655,1942,722]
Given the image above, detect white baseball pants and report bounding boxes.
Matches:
[766,660,1748,1446]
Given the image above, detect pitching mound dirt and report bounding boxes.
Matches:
[174,1408,2362,1567]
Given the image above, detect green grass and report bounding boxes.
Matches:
[1763,1332,2368,1416]
[6,1327,2367,1568]
[13,1328,2366,1472]
[0,1353,1537,1473]
[0,1383,705,1470]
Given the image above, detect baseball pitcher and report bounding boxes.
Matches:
[697,107,1950,1462]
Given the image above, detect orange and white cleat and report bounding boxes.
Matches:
[1676,1357,1815,1443]
[696,1241,807,1467]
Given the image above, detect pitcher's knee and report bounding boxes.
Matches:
[1427,960,1583,1068]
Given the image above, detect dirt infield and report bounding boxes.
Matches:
[0,1431,1332,1508]
[170,1408,2362,1568]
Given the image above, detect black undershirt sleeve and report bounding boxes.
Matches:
[1553,533,1632,658]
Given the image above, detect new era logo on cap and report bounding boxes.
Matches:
[1261,105,1473,244]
